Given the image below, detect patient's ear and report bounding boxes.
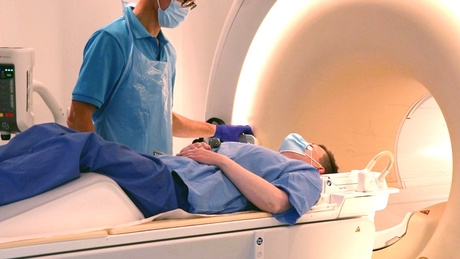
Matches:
[318,166,326,174]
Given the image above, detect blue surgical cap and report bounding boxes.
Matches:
[279,133,310,156]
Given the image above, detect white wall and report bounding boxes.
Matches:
[0,0,233,153]
[1,0,119,122]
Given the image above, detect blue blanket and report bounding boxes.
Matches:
[0,123,186,217]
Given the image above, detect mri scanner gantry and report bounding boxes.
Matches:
[206,0,460,257]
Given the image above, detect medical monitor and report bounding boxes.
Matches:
[0,47,35,140]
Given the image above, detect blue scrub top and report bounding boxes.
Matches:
[72,7,177,154]
[159,142,322,224]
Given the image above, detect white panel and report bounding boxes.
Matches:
[29,218,374,259]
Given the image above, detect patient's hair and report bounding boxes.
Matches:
[318,144,339,174]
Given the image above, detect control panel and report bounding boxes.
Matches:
[0,64,19,133]
[0,47,35,138]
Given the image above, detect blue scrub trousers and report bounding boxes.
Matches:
[0,123,189,217]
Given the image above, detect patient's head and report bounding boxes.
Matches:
[279,133,339,174]
[316,144,339,174]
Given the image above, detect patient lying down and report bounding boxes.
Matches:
[0,123,337,225]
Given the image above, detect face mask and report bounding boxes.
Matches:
[279,133,309,156]
[158,0,189,28]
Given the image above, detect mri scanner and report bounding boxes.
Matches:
[1,0,460,258]
[208,0,460,257]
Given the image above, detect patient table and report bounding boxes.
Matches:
[0,171,396,259]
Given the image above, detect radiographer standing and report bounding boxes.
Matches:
[67,0,252,155]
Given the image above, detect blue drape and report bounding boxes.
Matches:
[0,123,184,217]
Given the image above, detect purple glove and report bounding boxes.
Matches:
[213,125,254,142]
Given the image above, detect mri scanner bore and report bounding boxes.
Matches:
[397,94,452,190]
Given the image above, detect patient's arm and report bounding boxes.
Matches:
[177,143,292,214]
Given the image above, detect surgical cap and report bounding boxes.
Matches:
[279,133,310,156]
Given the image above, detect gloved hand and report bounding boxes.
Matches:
[213,125,254,142]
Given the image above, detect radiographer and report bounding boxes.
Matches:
[67,0,252,155]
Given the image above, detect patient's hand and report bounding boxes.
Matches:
[178,142,211,152]
[177,142,223,166]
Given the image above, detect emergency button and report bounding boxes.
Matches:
[5,113,14,118]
